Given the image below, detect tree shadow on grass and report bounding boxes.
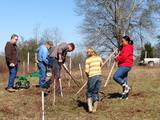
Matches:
[107,92,122,99]
[77,100,88,112]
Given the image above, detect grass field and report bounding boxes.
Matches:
[0,66,160,120]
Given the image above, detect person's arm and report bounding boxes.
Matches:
[58,54,63,63]
[5,43,12,62]
[38,46,49,64]
[115,46,131,62]
[42,48,49,64]
[85,59,90,78]
[57,43,68,62]
[5,43,15,66]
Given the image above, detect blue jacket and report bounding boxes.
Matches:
[37,45,49,64]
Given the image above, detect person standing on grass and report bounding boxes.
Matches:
[48,42,75,94]
[113,36,134,100]
[37,41,53,89]
[5,34,19,92]
[85,48,103,113]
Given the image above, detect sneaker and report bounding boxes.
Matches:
[122,85,125,94]
[120,88,131,100]
[122,82,127,93]
[6,88,18,92]
[122,83,130,94]
[124,85,131,94]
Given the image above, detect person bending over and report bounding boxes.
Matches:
[49,42,75,94]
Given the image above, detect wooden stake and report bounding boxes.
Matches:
[53,79,56,105]
[35,53,38,71]
[23,61,25,74]
[27,52,30,73]
[59,78,63,97]
[79,63,84,82]
[69,54,72,74]
[68,54,72,87]
[41,91,45,120]
[104,61,116,87]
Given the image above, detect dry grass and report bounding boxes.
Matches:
[0,66,160,120]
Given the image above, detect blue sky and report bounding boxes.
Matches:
[0,0,83,53]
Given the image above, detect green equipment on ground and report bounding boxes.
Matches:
[15,71,40,89]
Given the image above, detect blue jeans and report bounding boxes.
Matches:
[87,75,101,102]
[7,65,18,88]
[113,67,131,86]
[37,62,47,88]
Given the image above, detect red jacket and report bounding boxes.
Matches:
[115,44,134,67]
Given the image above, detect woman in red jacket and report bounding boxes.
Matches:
[113,36,134,99]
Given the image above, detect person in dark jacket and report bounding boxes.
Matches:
[5,34,19,92]
[113,36,134,99]
[48,42,75,94]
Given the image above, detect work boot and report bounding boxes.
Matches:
[87,98,93,113]
[92,101,98,113]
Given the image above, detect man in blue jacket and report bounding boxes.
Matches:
[37,41,53,88]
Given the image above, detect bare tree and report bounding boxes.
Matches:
[33,24,41,45]
[40,27,62,46]
[75,0,160,53]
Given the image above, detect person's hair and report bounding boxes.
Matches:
[87,48,97,56]
[68,43,75,50]
[46,41,53,46]
[11,34,18,39]
[123,36,134,45]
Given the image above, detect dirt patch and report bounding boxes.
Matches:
[120,108,148,118]
[131,92,148,98]
[0,105,19,116]
[128,109,146,114]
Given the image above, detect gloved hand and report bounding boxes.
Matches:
[9,63,15,67]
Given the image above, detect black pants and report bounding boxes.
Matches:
[48,57,61,93]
